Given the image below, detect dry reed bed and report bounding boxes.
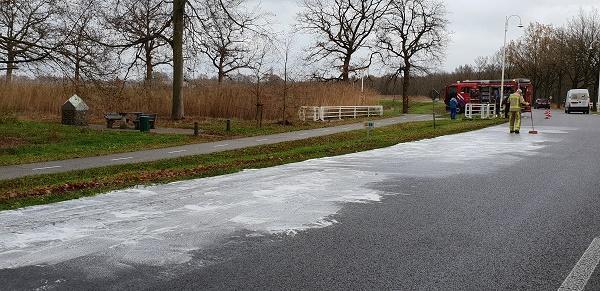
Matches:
[0,80,379,121]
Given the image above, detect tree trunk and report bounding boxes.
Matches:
[5,51,15,83]
[145,43,153,82]
[557,71,563,109]
[402,64,411,114]
[282,49,289,124]
[255,78,261,126]
[171,0,185,120]
[218,69,225,83]
[74,58,81,94]
[341,56,351,82]
[218,53,225,83]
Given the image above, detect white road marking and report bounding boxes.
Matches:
[111,157,134,161]
[167,150,187,154]
[213,144,229,148]
[298,133,308,136]
[256,139,269,142]
[323,129,331,132]
[559,238,600,291]
[31,166,62,171]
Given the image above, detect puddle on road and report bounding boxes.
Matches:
[0,125,570,270]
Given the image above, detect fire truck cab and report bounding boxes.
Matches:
[444,79,534,113]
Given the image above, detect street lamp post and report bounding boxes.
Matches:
[500,15,524,115]
[595,44,600,112]
[588,40,600,112]
[597,69,600,112]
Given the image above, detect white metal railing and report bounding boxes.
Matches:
[299,106,384,121]
[465,103,497,119]
[298,106,320,122]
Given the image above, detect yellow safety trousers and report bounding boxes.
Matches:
[509,111,521,131]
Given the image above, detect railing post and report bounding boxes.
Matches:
[339,107,342,119]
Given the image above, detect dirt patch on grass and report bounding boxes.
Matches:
[0,136,28,149]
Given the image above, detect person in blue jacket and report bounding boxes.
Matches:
[449,95,459,120]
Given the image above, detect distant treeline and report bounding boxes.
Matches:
[368,10,600,105]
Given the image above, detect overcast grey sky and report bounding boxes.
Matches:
[253,0,600,73]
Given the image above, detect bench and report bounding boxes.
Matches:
[104,112,126,128]
[132,113,157,130]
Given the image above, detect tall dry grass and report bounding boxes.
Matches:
[0,80,379,121]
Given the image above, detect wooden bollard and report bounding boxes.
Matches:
[194,122,199,136]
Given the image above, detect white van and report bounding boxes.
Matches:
[565,89,590,114]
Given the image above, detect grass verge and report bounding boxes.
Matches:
[0,117,219,166]
[379,99,448,116]
[2,108,406,166]
[159,111,403,137]
[0,118,505,211]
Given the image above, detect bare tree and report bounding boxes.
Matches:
[561,9,600,92]
[507,23,561,99]
[51,0,117,91]
[297,0,390,82]
[377,0,449,113]
[0,0,61,82]
[190,0,269,83]
[279,35,297,124]
[104,0,172,82]
[249,45,270,127]
[171,0,185,120]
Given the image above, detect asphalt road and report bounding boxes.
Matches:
[0,114,432,180]
[1,110,600,290]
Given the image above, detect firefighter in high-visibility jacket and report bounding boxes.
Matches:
[508,89,529,134]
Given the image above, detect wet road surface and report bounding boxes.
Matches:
[1,110,599,290]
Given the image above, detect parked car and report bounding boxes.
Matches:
[565,89,590,114]
[533,98,551,109]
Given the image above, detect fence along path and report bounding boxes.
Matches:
[299,106,384,121]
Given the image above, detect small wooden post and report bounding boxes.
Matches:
[194,122,199,136]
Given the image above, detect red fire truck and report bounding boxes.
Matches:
[444,79,534,113]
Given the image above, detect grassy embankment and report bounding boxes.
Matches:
[0,117,217,166]
[0,118,505,211]
[0,100,439,166]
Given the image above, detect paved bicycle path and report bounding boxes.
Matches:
[0,115,432,180]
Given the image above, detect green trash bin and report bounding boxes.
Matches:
[139,115,151,132]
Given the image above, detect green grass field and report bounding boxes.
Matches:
[0,118,505,211]
[0,101,444,166]
[379,99,448,116]
[0,117,219,166]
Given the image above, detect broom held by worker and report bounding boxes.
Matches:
[508,89,529,134]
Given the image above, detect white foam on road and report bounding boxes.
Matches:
[0,125,569,270]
